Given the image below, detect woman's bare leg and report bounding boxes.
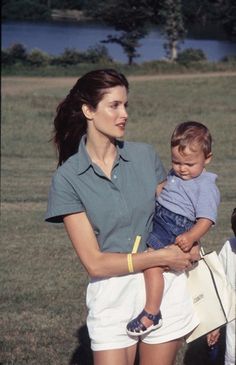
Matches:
[93,344,137,365]
[139,339,183,365]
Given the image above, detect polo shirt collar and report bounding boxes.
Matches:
[116,140,130,162]
[77,135,92,174]
[76,135,130,175]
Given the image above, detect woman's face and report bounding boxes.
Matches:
[87,86,128,139]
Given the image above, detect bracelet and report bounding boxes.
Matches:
[127,253,134,273]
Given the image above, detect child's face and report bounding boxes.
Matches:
[171,145,212,180]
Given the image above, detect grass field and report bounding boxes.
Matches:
[1,72,236,365]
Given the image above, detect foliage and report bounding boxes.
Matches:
[176,48,207,65]
[158,0,186,61]
[50,0,88,9]
[2,58,236,78]
[182,0,236,39]
[86,0,152,65]
[1,43,113,67]
[27,48,51,66]
[3,0,235,66]
[2,0,236,40]
[2,0,89,17]
[2,0,50,20]
[1,43,28,65]
[1,49,15,65]
[221,54,236,62]
[217,0,236,39]
[50,47,85,65]
[50,45,113,65]
[84,44,113,63]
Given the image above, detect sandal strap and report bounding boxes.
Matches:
[127,309,162,334]
[142,309,157,321]
[140,309,162,324]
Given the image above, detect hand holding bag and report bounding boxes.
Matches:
[185,248,236,343]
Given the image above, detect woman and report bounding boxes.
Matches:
[45,68,199,365]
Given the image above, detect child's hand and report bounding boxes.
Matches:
[175,233,194,252]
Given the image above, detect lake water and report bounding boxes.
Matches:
[2,21,236,63]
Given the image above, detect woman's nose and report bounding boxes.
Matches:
[121,106,128,118]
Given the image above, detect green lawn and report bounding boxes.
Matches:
[1,73,236,364]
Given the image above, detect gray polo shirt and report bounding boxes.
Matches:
[158,169,220,223]
[45,136,166,253]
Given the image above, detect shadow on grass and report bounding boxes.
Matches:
[69,324,140,365]
[69,325,93,365]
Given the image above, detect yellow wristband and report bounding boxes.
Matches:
[127,253,134,273]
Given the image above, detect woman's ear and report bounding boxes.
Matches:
[82,104,94,120]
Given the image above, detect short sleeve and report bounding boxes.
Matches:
[196,178,220,223]
[45,170,84,223]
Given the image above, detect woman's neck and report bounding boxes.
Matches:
[85,134,117,178]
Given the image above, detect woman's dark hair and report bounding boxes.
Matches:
[171,121,212,158]
[53,68,129,165]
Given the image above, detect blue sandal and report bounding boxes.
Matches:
[126,309,162,336]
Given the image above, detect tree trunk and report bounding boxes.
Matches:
[170,40,178,61]
[128,55,133,65]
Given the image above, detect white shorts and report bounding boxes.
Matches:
[86,271,199,351]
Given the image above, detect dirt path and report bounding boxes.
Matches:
[2,71,236,96]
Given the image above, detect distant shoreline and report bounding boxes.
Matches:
[51,9,91,22]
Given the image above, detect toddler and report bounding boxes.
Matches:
[127,121,220,336]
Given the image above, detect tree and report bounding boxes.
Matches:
[2,0,50,20]
[182,0,236,39]
[182,0,211,27]
[85,0,152,65]
[158,0,186,61]
[213,0,236,39]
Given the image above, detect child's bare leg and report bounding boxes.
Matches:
[126,248,164,335]
[139,266,164,329]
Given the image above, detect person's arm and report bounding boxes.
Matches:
[63,211,193,278]
[207,328,220,346]
[156,180,166,196]
[175,218,213,252]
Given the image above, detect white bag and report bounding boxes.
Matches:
[185,249,236,343]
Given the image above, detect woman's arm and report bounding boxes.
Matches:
[64,212,193,278]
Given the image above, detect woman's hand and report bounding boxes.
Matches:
[160,244,193,271]
[189,242,201,261]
